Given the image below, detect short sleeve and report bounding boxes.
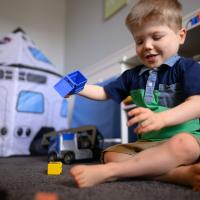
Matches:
[104,69,134,104]
[182,59,200,97]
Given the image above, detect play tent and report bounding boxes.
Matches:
[0,28,68,156]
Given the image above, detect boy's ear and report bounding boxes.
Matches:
[179,28,187,44]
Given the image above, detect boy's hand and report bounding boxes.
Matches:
[127,107,166,134]
[64,94,71,98]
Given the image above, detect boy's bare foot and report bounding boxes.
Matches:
[188,163,200,191]
[69,164,115,188]
[156,163,200,190]
[174,163,200,190]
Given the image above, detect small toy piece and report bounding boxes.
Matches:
[34,192,59,200]
[54,70,87,97]
[189,13,200,27]
[47,161,62,175]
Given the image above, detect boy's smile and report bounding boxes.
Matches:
[132,22,186,68]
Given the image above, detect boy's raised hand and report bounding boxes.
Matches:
[127,107,166,134]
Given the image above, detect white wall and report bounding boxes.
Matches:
[65,0,134,72]
[1,0,199,76]
[0,0,67,74]
[65,0,200,76]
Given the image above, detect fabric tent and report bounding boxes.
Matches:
[0,28,68,156]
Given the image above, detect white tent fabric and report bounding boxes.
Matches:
[0,28,68,156]
[0,28,58,74]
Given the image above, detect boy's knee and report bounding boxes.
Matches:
[168,133,200,162]
[103,151,121,163]
[103,152,112,163]
[103,151,133,163]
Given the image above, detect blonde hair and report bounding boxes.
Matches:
[126,0,182,32]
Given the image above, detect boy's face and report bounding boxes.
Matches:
[131,22,186,68]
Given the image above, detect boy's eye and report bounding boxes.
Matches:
[152,35,163,40]
[135,40,143,45]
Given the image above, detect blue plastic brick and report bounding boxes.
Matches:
[54,70,87,97]
[190,13,200,26]
[191,16,200,26]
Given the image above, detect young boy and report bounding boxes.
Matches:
[69,0,200,189]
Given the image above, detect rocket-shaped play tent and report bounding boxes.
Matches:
[0,28,68,156]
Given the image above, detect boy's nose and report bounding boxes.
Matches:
[143,40,153,50]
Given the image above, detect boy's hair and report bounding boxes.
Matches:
[126,0,182,32]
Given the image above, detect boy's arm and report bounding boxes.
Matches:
[127,95,200,134]
[161,95,200,127]
[78,84,109,100]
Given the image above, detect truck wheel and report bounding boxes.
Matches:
[48,152,57,162]
[63,152,74,164]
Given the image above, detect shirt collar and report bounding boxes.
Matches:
[139,54,180,76]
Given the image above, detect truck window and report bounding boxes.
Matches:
[60,99,67,118]
[17,91,44,113]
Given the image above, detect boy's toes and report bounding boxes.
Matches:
[193,184,200,191]
[69,166,82,176]
[192,164,200,173]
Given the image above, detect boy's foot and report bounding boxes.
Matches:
[69,164,115,188]
[156,163,200,190]
[188,163,200,191]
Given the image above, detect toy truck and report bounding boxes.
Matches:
[42,126,104,164]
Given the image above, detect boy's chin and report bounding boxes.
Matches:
[142,60,161,69]
[146,64,160,69]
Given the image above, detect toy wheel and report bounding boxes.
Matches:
[92,148,101,160]
[63,152,74,164]
[48,152,57,162]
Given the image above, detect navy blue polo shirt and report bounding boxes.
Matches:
[104,56,200,141]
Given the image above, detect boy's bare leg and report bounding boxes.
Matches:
[104,151,200,190]
[69,133,200,188]
[103,152,133,163]
[104,145,200,190]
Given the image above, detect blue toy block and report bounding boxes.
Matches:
[191,16,199,26]
[54,70,87,97]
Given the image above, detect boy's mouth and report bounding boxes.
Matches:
[144,54,159,62]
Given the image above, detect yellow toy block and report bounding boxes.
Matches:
[47,162,62,175]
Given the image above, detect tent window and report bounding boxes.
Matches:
[17,91,44,113]
[5,70,12,74]
[27,73,47,84]
[5,76,12,80]
[0,70,3,79]
[19,71,25,81]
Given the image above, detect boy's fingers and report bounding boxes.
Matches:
[140,119,152,128]
[128,107,150,117]
[127,117,140,126]
[136,124,154,134]
[127,113,148,126]
[128,107,143,116]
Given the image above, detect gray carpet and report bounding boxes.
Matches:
[0,156,200,200]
